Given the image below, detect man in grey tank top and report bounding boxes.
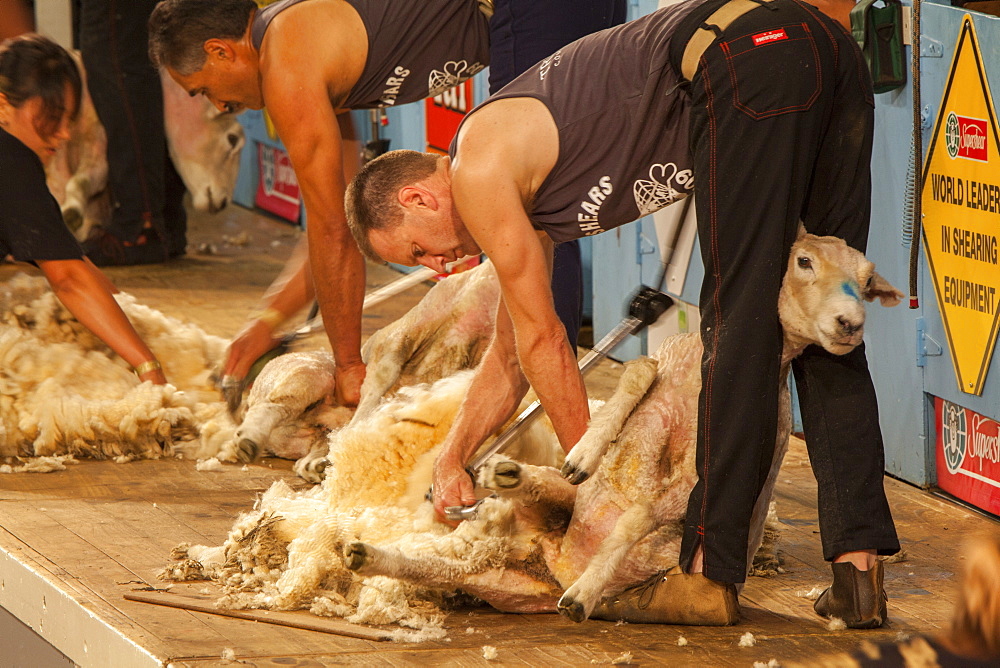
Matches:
[148,0,490,409]
[347,0,898,630]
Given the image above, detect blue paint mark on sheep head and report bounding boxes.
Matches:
[842,281,861,301]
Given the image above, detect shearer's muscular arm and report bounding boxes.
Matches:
[223,112,362,381]
[258,3,369,405]
[454,97,590,453]
[432,291,531,522]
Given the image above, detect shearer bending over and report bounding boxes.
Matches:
[148,0,491,406]
[346,0,899,628]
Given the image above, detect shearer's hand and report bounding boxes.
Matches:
[334,361,366,407]
[224,319,282,381]
[433,454,477,526]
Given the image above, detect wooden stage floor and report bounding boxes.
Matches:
[0,206,996,666]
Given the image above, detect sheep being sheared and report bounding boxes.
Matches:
[338,232,904,623]
[164,370,569,637]
[0,259,498,470]
[234,261,500,480]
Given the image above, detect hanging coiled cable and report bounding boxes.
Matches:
[903,0,923,309]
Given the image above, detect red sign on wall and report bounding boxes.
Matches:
[255,143,301,223]
[935,397,1000,515]
[425,79,474,154]
[951,114,989,162]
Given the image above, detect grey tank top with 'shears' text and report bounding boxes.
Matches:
[451,1,699,243]
[252,0,490,109]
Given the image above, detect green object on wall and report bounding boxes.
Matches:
[851,0,908,94]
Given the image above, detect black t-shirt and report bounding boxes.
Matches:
[0,128,84,263]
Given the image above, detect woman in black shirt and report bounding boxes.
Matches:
[0,34,166,384]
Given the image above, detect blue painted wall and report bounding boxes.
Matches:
[864,3,1000,486]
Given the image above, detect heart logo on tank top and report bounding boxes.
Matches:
[633,163,694,216]
[428,60,485,97]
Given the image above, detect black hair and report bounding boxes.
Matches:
[0,33,81,139]
[148,0,257,75]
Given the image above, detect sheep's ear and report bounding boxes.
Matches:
[865,271,904,306]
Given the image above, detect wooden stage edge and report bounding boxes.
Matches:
[0,439,998,667]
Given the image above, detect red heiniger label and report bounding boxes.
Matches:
[752,29,788,46]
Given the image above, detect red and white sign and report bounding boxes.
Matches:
[425,79,474,154]
[255,143,301,223]
[935,397,1000,515]
[752,29,788,46]
[956,115,989,162]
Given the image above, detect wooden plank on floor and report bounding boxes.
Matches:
[124,589,394,641]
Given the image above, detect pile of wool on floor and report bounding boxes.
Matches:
[0,274,238,465]
[162,371,563,640]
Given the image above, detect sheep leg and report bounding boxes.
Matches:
[344,537,501,584]
[235,402,296,463]
[479,457,577,512]
[352,347,407,421]
[292,438,331,483]
[561,357,659,484]
[343,539,560,612]
[557,503,656,622]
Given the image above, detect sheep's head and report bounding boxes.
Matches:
[778,232,902,356]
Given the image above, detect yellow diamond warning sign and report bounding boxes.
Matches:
[922,16,1000,396]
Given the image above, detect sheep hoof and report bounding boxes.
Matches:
[293,454,328,483]
[343,542,369,571]
[236,437,260,463]
[560,461,590,485]
[62,207,83,232]
[556,594,587,623]
[309,458,328,479]
[490,460,521,488]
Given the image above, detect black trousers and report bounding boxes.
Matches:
[670,0,899,584]
[489,0,627,349]
[78,0,186,252]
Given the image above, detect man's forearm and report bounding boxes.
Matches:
[516,328,590,453]
[439,338,530,469]
[249,236,314,328]
[308,219,365,368]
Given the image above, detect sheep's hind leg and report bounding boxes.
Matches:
[561,357,658,484]
[235,402,294,463]
[557,504,656,623]
[344,540,496,588]
[479,457,577,512]
[293,439,330,483]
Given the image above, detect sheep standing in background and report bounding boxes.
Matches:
[44,55,244,241]
[339,233,903,623]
